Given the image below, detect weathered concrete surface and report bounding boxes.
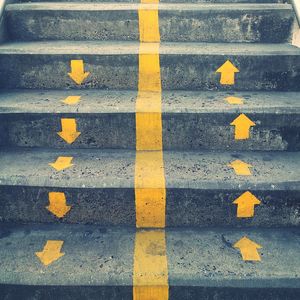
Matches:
[6,3,294,43]
[0,148,299,226]
[0,225,299,299]
[14,0,288,3]
[0,41,299,91]
[0,90,299,150]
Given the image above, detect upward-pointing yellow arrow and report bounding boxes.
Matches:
[216,60,239,85]
[57,118,81,144]
[47,192,71,218]
[35,240,65,266]
[234,236,262,261]
[230,113,256,140]
[68,60,90,85]
[228,159,252,176]
[233,191,261,218]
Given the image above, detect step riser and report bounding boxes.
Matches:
[6,8,294,43]
[0,186,299,227]
[0,114,299,150]
[0,54,300,90]
[0,285,299,300]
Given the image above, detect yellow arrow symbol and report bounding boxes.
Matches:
[228,159,252,176]
[47,192,71,218]
[68,60,90,85]
[230,113,256,140]
[49,156,73,171]
[226,96,244,104]
[216,60,239,85]
[35,240,65,266]
[234,236,262,261]
[233,191,261,218]
[57,118,81,144]
[62,96,81,105]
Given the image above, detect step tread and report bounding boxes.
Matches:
[0,90,300,114]
[5,2,292,11]
[0,148,299,190]
[0,41,299,55]
[0,224,299,288]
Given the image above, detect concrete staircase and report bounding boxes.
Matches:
[0,0,299,299]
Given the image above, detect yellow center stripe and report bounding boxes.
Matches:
[133,230,169,300]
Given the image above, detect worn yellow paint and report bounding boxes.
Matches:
[139,5,160,43]
[49,156,73,171]
[135,151,165,228]
[233,191,261,218]
[141,0,159,3]
[62,96,81,105]
[228,159,252,176]
[68,60,90,85]
[35,240,65,266]
[234,236,262,261]
[216,60,239,85]
[57,118,81,144]
[226,96,244,104]
[47,192,71,218]
[133,230,168,300]
[230,113,256,140]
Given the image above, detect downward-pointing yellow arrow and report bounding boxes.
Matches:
[49,156,73,171]
[226,96,244,104]
[68,60,90,85]
[62,96,81,105]
[57,118,81,144]
[234,236,262,261]
[35,240,65,266]
[228,159,252,176]
[216,60,239,85]
[233,191,261,218]
[230,113,256,140]
[47,192,71,218]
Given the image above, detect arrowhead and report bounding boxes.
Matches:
[233,191,261,206]
[47,192,71,218]
[68,71,90,85]
[35,240,65,266]
[49,156,73,171]
[62,96,81,105]
[230,114,255,127]
[57,131,81,144]
[228,159,252,176]
[216,60,239,73]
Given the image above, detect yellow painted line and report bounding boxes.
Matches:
[233,191,261,218]
[49,156,74,171]
[139,5,160,43]
[228,159,252,176]
[226,96,244,105]
[57,118,81,144]
[234,236,262,261]
[133,230,168,300]
[216,60,239,85]
[47,192,71,218]
[230,113,256,140]
[68,60,90,85]
[62,96,81,105]
[35,240,65,266]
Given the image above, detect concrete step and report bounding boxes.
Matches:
[0,90,299,150]
[0,41,299,90]
[15,1,288,4]
[5,3,294,43]
[0,224,299,299]
[0,148,299,226]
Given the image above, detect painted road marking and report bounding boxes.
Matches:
[49,156,74,171]
[133,230,168,300]
[139,5,160,42]
[228,159,252,176]
[68,60,90,85]
[47,192,71,218]
[35,240,65,266]
[216,60,239,85]
[62,96,81,105]
[57,118,81,144]
[226,96,244,104]
[234,236,262,261]
[230,113,256,140]
[233,191,261,218]
[135,151,166,228]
